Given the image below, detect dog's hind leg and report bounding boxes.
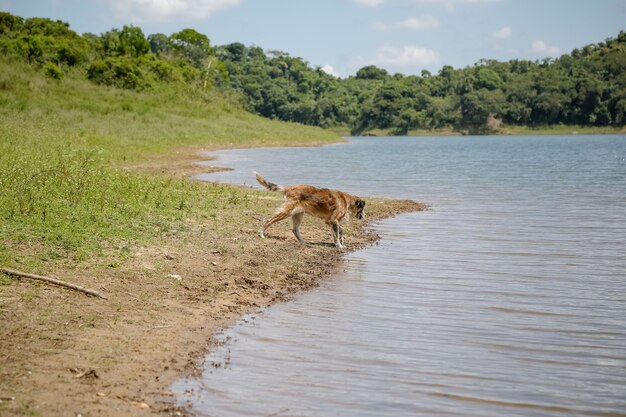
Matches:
[291,210,306,244]
[259,202,297,239]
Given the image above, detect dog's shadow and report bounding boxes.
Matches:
[307,241,336,248]
[262,234,337,248]
[258,230,340,248]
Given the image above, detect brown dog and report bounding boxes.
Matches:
[255,172,365,248]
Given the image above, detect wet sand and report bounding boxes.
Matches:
[0,147,426,417]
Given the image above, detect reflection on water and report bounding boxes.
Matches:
[174,135,626,416]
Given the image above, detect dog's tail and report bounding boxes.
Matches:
[255,172,283,192]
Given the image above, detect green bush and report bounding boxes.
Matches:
[180,64,202,83]
[55,38,88,66]
[43,62,63,80]
[17,34,50,64]
[86,55,204,90]
[87,56,150,90]
[0,11,24,35]
[138,54,183,82]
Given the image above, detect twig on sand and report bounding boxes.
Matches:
[0,267,108,300]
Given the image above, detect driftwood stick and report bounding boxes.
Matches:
[0,267,108,300]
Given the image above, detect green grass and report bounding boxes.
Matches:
[0,58,339,269]
[498,124,626,136]
[0,59,338,160]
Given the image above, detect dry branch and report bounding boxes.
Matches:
[0,267,108,300]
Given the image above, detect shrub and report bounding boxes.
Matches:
[138,54,183,82]
[55,38,88,66]
[17,34,48,64]
[87,56,150,90]
[43,62,63,80]
[0,11,24,35]
[180,64,202,83]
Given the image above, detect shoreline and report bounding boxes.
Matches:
[329,125,626,138]
[0,146,426,417]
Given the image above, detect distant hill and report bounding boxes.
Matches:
[1,11,625,135]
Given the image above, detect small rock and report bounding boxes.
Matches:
[168,274,182,281]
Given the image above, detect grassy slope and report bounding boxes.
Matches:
[0,58,339,271]
[0,60,338,158]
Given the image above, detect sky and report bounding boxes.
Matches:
[2,0,625,78]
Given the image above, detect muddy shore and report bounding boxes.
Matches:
[0,147,426,417]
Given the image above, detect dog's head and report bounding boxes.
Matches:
[353,199,366,220]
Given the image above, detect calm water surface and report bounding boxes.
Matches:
[174,135,626,417]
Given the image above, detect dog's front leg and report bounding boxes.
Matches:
[338,225,345,247]
[330,221,345,249]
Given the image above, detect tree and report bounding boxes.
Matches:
[459,89,506,133]
[219,42,247,62]
[531,92,569,125]
[475,67,503,90]
[101,29,122,57]
[118,25,149,57]
[170,28,213,68]
[147,33,170,54]
[393,108,430,135]
[355,65,388,80]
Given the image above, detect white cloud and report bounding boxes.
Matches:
[373,15,440,31]
[531,40,561,56]
[104,0,241,22]
[398,15,440,30]
[492,26,512,40]
[352,0,386,6]
[412,0,501,12]
[373,45,439,68]
[320,64,340,77]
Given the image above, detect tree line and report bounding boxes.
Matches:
[1,11,625,134]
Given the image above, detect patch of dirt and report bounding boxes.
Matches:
[0,150,427,417]
[122,146,229,178]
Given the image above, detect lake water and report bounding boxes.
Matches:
[173,135,626,417]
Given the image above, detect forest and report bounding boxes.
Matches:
[1,11,625,135]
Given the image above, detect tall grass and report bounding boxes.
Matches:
[0,147,251,267]
[0,58,338,269]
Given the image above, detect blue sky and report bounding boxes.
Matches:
[3,0,625,77]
